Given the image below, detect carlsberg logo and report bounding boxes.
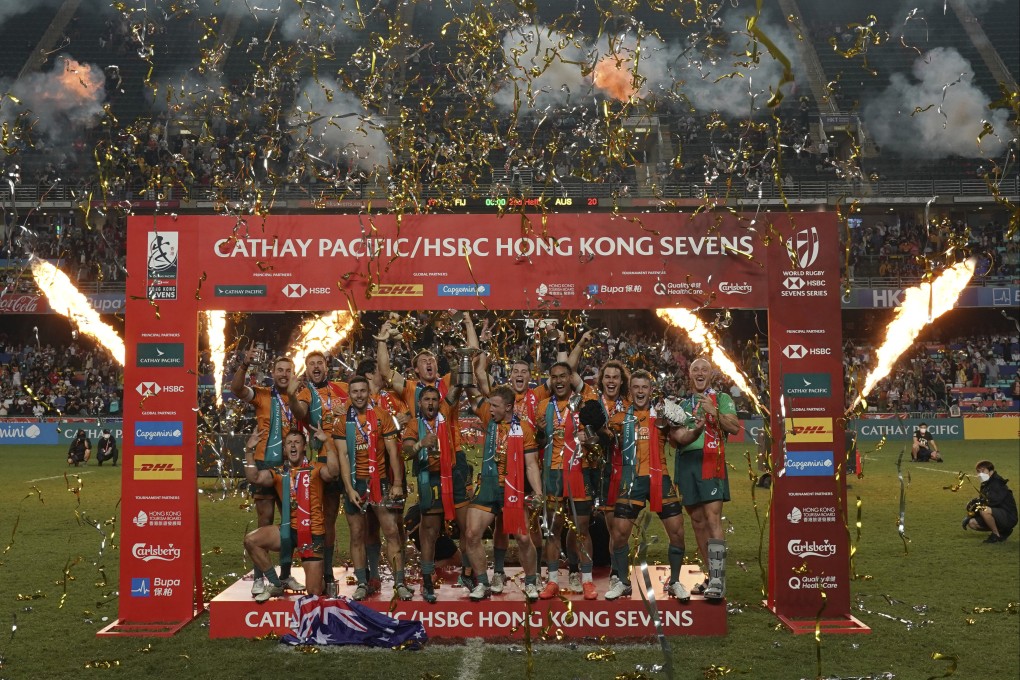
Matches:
[787,539,837,558]
[132,543,181,562]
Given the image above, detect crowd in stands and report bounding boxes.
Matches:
[846,215,1017,280]
[0,335,123,417]
[847,333,1020,413]
[1,212,126,286]
[4,316,1018,420]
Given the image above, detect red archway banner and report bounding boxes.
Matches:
[112,211,848,632]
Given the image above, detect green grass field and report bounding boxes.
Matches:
[1,439,1017,680]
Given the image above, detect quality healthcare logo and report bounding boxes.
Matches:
[134,422,184,447]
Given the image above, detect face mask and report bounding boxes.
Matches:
[978,472,990,483]
[102,433,110,439]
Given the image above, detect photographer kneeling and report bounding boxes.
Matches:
[963,460,1017,544]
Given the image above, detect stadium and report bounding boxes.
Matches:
[0,0,1017,678]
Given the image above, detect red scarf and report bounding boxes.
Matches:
[362,406,383,504]
[517,389,538,426]
[648,409,664,512]
[502,419,527,536]
[700,392,725,480]
[561,406,586,498]
[291,464,314,552]
[604,395,624,506]
[607,438,623,507]
[425,412,456,521]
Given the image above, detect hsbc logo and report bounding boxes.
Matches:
[784,276,805,290]
[784,345,807,359]
[136,382,185,396]
[783,345,831,359]
[787,227,820,268]
[283,284,307,298]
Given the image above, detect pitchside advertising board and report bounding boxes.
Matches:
[118,212,845,633]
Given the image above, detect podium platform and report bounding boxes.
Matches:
[209,565,727,639]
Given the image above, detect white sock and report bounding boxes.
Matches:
[581,572,593,583]
[547,569,559,583]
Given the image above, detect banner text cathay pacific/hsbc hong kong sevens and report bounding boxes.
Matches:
[211,234,757,260]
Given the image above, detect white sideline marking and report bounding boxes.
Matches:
[457,637,485,680]
[27,471,93,483]
[915,466,961,475]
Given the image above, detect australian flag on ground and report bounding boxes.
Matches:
[281,595,427,649]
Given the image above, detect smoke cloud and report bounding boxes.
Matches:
[494,12,799,117]
[863,47,1010,159]
[493,24,593,113]
[0,55,106,141]
[289,77,391,171]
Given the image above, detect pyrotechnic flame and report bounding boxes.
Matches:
[287,311,356,368]
[30,259,125,366]
[855,259,976,409]
[204,310,227,406]
[656,308,765,414]
[592,54,638,102]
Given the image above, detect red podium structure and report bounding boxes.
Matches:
[104,212,867,638]
[209,566,726,639]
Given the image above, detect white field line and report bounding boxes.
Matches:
[27,471,93,483]
[457,637,486,680]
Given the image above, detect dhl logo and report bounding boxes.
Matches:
[133,455,183,480]
[371,284,423,297]
[785,418,834,443]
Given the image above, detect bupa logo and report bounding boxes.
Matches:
[788,227,820,268]
[282,283,307,298]
[784,276,805,290]
[371,284,424,297]
[131,578,151,598]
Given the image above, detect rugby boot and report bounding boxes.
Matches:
[604,580,632,601]
[666,580,691,603]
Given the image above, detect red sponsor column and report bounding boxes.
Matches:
[766,214,851,621]
[118,218,201,625]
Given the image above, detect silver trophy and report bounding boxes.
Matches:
[455,347,480,387]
